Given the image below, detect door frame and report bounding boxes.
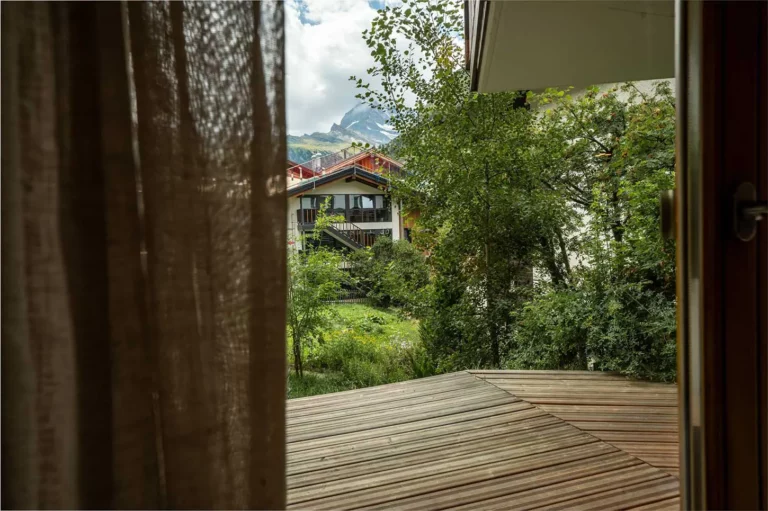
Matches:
[676,1,767,508]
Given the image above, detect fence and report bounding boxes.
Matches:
[289,146,368,174]
[324,286,372,304]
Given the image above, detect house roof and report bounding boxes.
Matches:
[287,149,403,187]
[321,150,403,175]
[287,165,391,197]
[287,160,318,179]
[286,370,679,509]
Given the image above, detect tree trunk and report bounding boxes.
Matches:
[555,227,571,280]
[539,235,564,286]
[484,163,500,368]
[610,189,623,242]
[292,333,303,378]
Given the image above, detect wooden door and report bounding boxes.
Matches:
[676,1,768,508]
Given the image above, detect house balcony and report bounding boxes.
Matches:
[297,208,392,225]
[286,370,680,509]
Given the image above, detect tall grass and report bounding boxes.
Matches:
[288,304,435,398]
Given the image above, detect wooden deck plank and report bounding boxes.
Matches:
[289,377,511,431]
[288,433,600,504]
[288,375,485,415]
[287,383,480,421]
[469,370,630,380]
[489,393,676,407]
[288,372,472,409]
[568,421,678,432]
[590,431,679,443]
[367,453,643,511]
[287,400,537,454]
[287,384,494,427]
[289,425,577,489]
[446,463,668,511]
[547,414,678,424]
[469,369,624,376]
[492,385,676,394]
[288,415,561,477]
[288,380,486,420]
[288,394,518,442]
[627,496,681,510]
[288,405,547,462]
[287,370,680,509]
[473,372,680,477]
[537,476,680,510]
[288,442,618,509]
[471,376,676,387]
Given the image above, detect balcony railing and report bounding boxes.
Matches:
[297,208,391,224]
[288,146,403,181]
[288,146,368,175]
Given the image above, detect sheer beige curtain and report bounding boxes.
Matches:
[1,2,286,509]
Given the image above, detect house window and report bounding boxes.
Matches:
[299,196,318,223]
[351,195,374,209]
[332,194,346,216]
[300,194,391,224]
[299,195,343,223]
[349,194,391,223]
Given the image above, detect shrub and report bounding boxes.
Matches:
[294,304,431,393]
[287,371,351,398]
[510,287,590,371]
[349,237,430,315]
[512,279,676,381]
[309,329,410,387]
[287,199,347,377]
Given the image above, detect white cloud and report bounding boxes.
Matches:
[285,0,382,136]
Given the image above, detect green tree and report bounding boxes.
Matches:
[349,236,430,314]
[355,0,676,379]
[353,0,564,368]
[287,200,346,377]
[514,82,677,381]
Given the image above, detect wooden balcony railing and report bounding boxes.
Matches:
[297,208,391,225]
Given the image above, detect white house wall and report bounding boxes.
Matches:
[287,178,401,250]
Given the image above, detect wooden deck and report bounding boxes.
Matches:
[471,370,680,477]
[287,371,680,510]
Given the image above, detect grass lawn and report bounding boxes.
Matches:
[287,304,430,399]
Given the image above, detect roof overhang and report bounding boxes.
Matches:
[287,166,391,197]
[465,1,674,93]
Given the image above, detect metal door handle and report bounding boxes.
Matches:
[740,201,768,221]
[734,182,767,241]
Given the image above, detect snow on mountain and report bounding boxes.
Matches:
[288,103,398,163]
[339,104,395,146]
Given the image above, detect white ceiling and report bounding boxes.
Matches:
[477,1,675,93]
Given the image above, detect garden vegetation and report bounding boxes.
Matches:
[287,0,677,397]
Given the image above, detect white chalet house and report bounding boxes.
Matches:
[287,147,411,251]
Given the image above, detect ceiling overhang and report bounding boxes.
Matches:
[466,1,674,93]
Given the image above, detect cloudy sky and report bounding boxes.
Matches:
[285,0,392,136]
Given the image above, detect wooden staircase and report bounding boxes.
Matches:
[323,221,373,250]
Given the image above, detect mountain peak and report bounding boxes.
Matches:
[288,103,398,163]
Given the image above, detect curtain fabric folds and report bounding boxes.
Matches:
[1,2,287,509]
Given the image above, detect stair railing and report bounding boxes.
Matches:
[330,221,373,248]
